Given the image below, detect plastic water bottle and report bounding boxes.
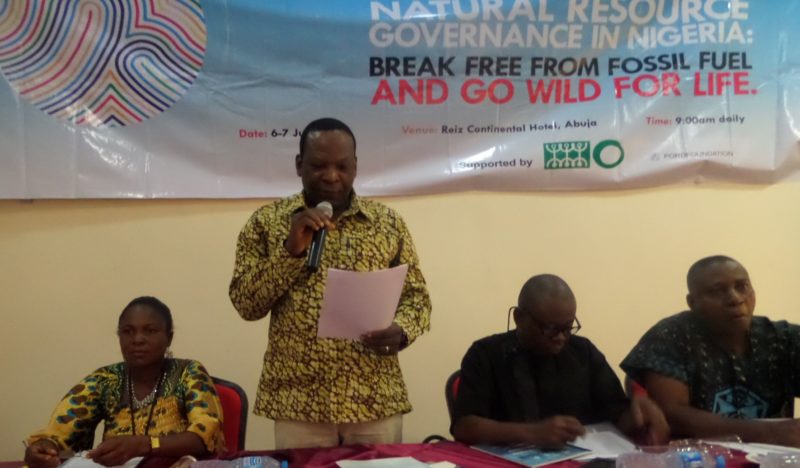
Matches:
[192,456,282,468]
[231,456,282,468]
[616,450,726,468]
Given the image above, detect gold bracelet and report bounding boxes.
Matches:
[149,436,160,453]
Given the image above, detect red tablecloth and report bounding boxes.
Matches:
[5,442,757,468]
[207,441,757,468]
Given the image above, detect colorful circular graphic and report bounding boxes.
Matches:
[0,0,207,127]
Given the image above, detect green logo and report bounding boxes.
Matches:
[543,141,591,169]
[543,140,624,169]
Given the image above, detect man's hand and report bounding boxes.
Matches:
[361,323,404,356]
[629,396,670,445]
[524,416,586,449]
[24,440,61,468]
[87,435,149,467]
[284,207,335,257]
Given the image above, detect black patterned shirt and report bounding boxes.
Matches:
[621,311,800,419]
[229,192,431,423]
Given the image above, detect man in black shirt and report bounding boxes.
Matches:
[622,255,800,447]
[451,274,668,447]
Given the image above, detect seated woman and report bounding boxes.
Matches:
[25,296,225,468]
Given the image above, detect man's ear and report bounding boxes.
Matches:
[295,154,302,176]
[512,306,522,327]
[686,293,695,310]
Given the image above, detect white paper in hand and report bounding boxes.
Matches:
[317,264,409,340]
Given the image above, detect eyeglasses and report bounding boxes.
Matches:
[533,316,581,338]
[510,307,581,338]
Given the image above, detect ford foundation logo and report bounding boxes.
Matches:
[543,140,625,169]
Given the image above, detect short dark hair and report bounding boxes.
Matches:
[299,118,356,155]
[686,255,741,291]
[119,296,174,333]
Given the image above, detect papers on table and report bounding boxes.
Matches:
[573,423,637,460]
[473,443,590,467]
[60,453,142,468]
[336,457,435,467]
[317,265,408,340]
[714,440,800,463]
[472,423,636,466]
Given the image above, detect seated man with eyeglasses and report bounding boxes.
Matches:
[451,274,669,447]
[621,255,800,447]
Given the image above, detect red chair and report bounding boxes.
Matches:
[624,375,648,398]
[212,376,249,452]
[444,370,461,419]
[423,370,461,443]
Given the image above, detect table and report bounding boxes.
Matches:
[4,441,757,468]
[202,441,757,468]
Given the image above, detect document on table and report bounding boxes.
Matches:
[60,453,143,468]
[572,423,637,460]
[317,264,409,340]
[336,457,432,467]
[714,441,800,460]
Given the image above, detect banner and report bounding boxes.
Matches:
[1,0,799,198]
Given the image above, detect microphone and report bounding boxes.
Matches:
[306,201,333,271]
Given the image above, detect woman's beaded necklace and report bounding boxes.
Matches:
[127,360,168,436]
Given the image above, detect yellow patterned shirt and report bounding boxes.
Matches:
[229,192,432,423]
[27,359,224,454]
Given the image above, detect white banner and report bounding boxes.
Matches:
[1,0,799,198]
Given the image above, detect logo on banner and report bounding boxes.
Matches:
[0,0,207,128]
[543,140,625,169]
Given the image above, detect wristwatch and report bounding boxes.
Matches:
[150,437,160,453]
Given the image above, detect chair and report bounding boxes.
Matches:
[422,370,461,443]
[624,375,648,398]
[212,376,249,452]
[444,369,461,419]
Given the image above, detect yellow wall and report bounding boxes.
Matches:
[1,184,799,460]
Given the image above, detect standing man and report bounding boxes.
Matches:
[622,255,800,447]
[229,118,431,449]
[451,274,668,447]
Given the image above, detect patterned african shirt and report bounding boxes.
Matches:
[27,359,224,454]
[621,311,800,419]
[229,192,431,423]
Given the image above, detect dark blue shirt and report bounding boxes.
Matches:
[622,311,800,419]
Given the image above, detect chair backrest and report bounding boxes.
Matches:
[421,369,463,443]
[212,376,249,452]
[624,375,648,398]
[445,370,461,420]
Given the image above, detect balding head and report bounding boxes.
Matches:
[514,274,577,355]
[518,274,575,312]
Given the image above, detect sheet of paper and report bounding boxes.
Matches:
[60,453,143,468]
[317,264,409,340]
[336,457,429,467]
[715,441,800,456]
[473,443,590,467]
[573,423,637,460]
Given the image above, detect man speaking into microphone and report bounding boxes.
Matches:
[229,118,432,449]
